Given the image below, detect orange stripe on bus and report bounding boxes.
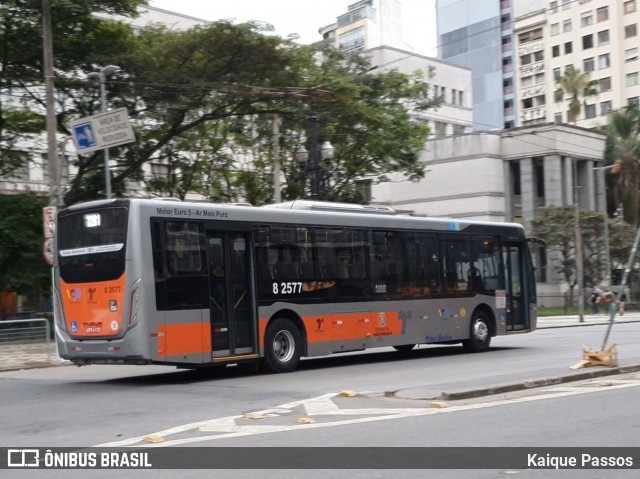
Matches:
[259,311,402,347]
[157,323,211,357]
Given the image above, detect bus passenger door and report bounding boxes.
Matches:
[207,232,256,358]
[503,243,529,331]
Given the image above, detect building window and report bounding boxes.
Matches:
[629,97,639,107]
[585,104,596,118]
[627,72,639,87]
[555,112,563,123]
[598,53,610,69]
[562,0,571,10]
[626,24,638,38]
[626,47,639,62]
[458,90,464,106]
[551,23,560,36]
[599,77,612,92]
[563,20,572,33]
[518,28,543,43]
[7,154,29,181]
[554,89,564,102]
[600,101,612,115]
[596,6,609,22]
[453,124,465,136]
[522,98,533,109]
[338,26,365,52]
[581,12,593,27]
[625,0,636,14]
[553,67,561,79]
[583,57,595,72]
[550,1,558,13]
[434,121,447,137]
[552,45,560,57]
[582,34,593,49]
[598,30,610,45]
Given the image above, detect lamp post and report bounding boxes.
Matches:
[87,65,120,199]
[593,164,614,286]
[296,138,335,200]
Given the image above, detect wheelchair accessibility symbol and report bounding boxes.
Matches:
[73,122,97,149]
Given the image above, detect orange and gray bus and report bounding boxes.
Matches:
[53,198,537,373]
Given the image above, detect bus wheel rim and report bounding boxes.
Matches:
[273,330,295,362]
[473,320,489,342]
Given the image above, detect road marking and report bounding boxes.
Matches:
[95,377,640,448]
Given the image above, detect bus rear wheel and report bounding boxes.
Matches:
[264,318,302,373]
[462,311,492,353]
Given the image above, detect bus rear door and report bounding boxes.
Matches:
[503,242,530,331]
[207,231,257,360]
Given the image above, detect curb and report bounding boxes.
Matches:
[538,319,640,329]
[0,361,71,373]
[392,363,640,401]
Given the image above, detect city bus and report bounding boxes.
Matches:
[53,198,537,373]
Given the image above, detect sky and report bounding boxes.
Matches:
[150,0,438,57]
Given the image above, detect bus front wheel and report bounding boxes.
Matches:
[462,312,492,353]
[264,318,302,373]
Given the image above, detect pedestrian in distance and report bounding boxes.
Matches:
[618,291,627,315]
[590,288,600,315]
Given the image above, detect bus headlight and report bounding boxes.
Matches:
[53,287,66,332]
[128,279,141,326]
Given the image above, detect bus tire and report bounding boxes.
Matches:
[462,311,492,353]
[264,318,302,373]
[393,344,416,353]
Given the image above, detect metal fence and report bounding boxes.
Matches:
[0,318,52,364]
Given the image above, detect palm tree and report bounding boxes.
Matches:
[556,66,599,124]
[604,106,640,225]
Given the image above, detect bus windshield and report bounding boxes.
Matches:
[58,207,128,283]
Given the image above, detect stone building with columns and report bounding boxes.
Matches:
[371,122,607,301]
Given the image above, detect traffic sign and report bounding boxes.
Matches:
[69,108,135,155]
[43,206,56,238]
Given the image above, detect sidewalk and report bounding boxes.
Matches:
[1,313,639,374]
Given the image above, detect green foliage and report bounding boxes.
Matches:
[0,194,51,298]
[603,106,640,225]
[555,66,598,124]
[532,206,639,292]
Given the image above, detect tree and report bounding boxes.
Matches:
[555,66,598,124]
[603,106,640,225]
[1,3,437,205]
[0,0,144,173]
[0,194,51,308]
[61,23,435,204]
[532,206,605,305]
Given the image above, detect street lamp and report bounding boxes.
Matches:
[593,164,615,285]
[87,65,120,199]
[296,139,334,200]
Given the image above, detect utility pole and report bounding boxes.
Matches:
[573,159,585,322]
[272,114,281,203]
[42,0,61,207]
[309,115,319,199]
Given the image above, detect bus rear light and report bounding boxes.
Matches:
[128,279,141,326]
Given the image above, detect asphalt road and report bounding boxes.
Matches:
[2,322,640,449]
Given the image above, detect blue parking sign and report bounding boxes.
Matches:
[73,122,97,150]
